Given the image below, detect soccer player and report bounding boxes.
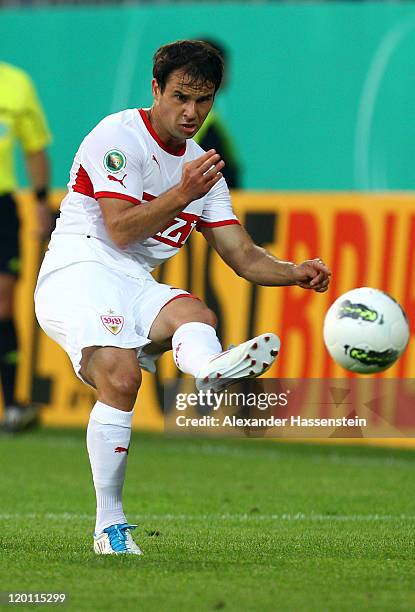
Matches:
[0,62,54,433]
[34,40,330,555]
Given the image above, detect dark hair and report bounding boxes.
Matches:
[153,40,223,93]
[196,38,227,62]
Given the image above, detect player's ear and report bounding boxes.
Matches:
[152,78,161,100]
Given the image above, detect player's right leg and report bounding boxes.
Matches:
[35,262,148,555]
[80,346,143,555]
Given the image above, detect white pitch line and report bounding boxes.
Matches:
[26,436,415,468]
[1,512,414,522]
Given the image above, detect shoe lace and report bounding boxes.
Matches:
[104,523,137,553]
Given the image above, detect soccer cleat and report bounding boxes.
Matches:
[1,404,40,433]
[93,523,143,555]
[196,333,280,392]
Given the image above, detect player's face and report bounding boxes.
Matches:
[151,69,215,147]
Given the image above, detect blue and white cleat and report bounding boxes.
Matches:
[93,523,143,555]
[196,332,280,393]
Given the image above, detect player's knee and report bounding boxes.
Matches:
[176,302,217,329]
[106,366,142,399]
[176,303,217,330]
[200,307,217,329]
[87,349,142,399]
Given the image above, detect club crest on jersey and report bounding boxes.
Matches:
[100,314,124,335]
[103,150,126,174]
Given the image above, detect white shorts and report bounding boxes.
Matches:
[34,262,196,381]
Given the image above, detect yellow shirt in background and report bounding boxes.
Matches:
[0,62,51,195]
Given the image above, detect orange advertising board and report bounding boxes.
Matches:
[13,191,415,431]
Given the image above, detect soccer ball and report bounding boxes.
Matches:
[323,287,410,374]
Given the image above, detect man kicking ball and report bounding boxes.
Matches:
[35,40,331,555]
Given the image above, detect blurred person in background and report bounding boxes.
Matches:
[193,38,241,189]
[0,62,54,433]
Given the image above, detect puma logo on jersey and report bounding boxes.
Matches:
[152,154,160,169]
[114,446,129,454]
[107,173,127,188]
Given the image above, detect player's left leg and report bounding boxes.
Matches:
[149,296,280,390]
[148,295,222,373]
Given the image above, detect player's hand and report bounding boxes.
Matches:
[35,203,56,240]
[293,258,331,292]
[177,149,225,202]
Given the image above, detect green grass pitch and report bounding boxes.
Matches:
[1,428,415,611]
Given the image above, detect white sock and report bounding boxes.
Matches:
[86,401,134,536]
[172,322,222,377]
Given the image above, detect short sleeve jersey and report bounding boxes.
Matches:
[0,63,51,195]
[41,108,239,279]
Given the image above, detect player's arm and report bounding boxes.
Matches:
[98,150,224,249]
[201,223,331,292]
[25,149,55,239]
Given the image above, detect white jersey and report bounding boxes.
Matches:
[39,108,239,280]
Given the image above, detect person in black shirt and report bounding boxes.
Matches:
[194,39,241,189]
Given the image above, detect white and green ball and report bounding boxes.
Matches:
[323,287,409,374]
